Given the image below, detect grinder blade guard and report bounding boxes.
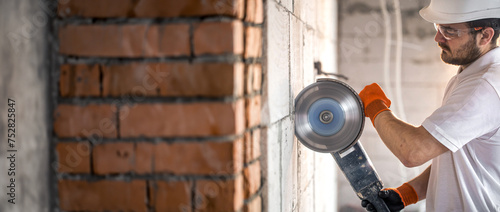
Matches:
[294,78,390,212]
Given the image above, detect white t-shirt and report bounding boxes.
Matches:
[422,47,500,212]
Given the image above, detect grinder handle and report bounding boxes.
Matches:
[332,142,390,212]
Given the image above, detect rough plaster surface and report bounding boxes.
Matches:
[0,0,50,211]
[262,0,337,211]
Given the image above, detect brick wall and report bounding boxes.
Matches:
[53,0,263,211]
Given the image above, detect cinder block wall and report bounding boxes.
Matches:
[337,0,456,211]
[262,0,338,211]
[52,1,263,211]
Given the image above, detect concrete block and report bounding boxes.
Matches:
[280,0,293,12]
[280,117,298,212]
[315,37,336,76]
[315,0,335,40]
[266,0,291,124]
[265,122,282,212]
[298,176,314,212]
[290,15,304,100]
[314,152,336,212]
[302,25,315,87]
[293,0,316,28]
[298,142,314,191]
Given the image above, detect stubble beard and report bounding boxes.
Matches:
[439,36,482,66]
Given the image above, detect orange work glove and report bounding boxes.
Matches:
[361,183,419,212]
[358,83,391,125]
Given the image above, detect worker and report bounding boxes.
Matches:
[359,0,500,211]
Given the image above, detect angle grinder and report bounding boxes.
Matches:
[294,78,390,212]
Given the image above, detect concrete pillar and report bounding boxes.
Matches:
[0,0,50,211]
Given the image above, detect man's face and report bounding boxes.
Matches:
[434,23,482,66]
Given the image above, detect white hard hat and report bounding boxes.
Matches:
[419,0,500,24]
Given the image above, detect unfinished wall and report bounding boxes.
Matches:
[262,0,338,211]
[0,0,50,211]
[52,0,262,211]
[337,0,457,211]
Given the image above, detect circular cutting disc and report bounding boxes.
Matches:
[294,79,365,153]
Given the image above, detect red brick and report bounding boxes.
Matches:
[245,0,264,24]
[58,0,245,19]
[53,104,117,138]
[246,95,261,128]
[251,65,262,92]
[194,21,243,55]
[102,63,244,97]
[59,180,147,212]
[149,181,192,211]
[160,63,244,97]
[244,129,261,164]
[120,100,245,137]
[58,0,136,18]
[159,24,191,56]
[244,196,262,212]
[154,139,243,175]
[59,24,190,57]
[56,142,91,173]
[92,142,134,175]
[102,63,164,97]
[245,64,262,94]
[60,64,100,97]
[251,129,261,161]
[134,142,154,174]
[244,132,252,164]
[195,175,244,212]
[92,142,154,174]
[244,26,262,58]
[243,161,261,199]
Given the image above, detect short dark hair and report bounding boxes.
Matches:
[467,18,500,47]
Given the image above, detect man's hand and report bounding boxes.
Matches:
[358,83,391,125]
[361,183,419,212]
[361,189,405,212]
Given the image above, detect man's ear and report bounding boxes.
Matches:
[478,27,495,46]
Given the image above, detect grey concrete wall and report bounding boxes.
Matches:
[0,0,50,211]
[337,0,458,211]
[262,0,338,211]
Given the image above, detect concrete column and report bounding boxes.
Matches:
[0,0,51,211]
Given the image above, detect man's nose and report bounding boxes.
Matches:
[434,31,447,43]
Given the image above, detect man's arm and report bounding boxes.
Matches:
[407,165,431,200]
[374,110,448,167]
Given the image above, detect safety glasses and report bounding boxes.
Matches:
[434,23,483,40]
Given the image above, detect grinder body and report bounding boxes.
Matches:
[294,79,389,212]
